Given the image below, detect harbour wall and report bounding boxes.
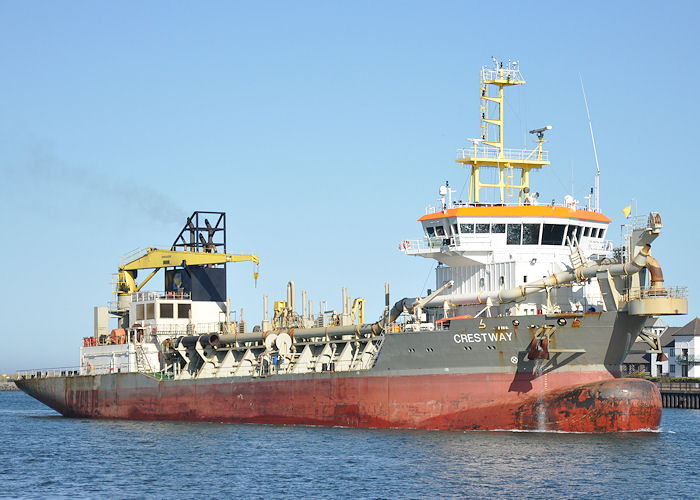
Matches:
[0,380,18,391]
[656,381,700,409]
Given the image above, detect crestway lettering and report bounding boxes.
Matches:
[453,332,513,343]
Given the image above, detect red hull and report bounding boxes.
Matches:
[21,370,662,432]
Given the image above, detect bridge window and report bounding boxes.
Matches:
[146,303,155,320]
[507,224,521,245]
[426,227,435,237]
[541,224,565,245]
[599,228,606,239]
[177,303,191,319]
[522,223,540,245]
[492,223,505,233]
[576,226,583,242]
[590,227,599,238]
[435,226,446,236]
[566,225,579,244]
[584,227,591,237]
[160,303,174,318]
[451,223,458,235]
[459,223,474,233]
[476,223,490,233]
[135,304,144,320]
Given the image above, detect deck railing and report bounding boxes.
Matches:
[456,146,548,162]
[626,286,688,301]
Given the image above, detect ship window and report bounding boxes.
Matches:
[584,227,591,237]
[476,223,490,233]
[506,224,521,245]
[599,228,606,239]
[135,304,144,320]
[491,223,505,233]
[426,227,435,237]
[500,276,505,286]
[576,225,583,243]
[160,303,174,319]
[459,223,474,233]
[451,223,458,235]
[479,277,485,288]
[435,226,446,236]
[541,224,566,245]
[590,227,599,238]
[146,303,155,319]
[177,303,191,319]
[522,223,540,245]
[566,225,578,244]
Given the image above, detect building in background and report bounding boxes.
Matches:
[664,318,700,378]
[622,317,668,376]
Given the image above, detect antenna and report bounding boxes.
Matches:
[579,74,600,211]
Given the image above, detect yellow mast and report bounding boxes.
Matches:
[459,60,550,205]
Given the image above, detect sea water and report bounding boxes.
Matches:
[1,391,698,499]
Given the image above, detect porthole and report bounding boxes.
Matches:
[557,318,567,326]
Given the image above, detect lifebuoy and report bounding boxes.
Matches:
[403,240,411,249]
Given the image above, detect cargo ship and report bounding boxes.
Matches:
[16,61,688,432]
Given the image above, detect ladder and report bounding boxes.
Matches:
[135,344,152,373]
[568,237,586,272]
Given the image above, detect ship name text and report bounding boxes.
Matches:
[453,332,513,344]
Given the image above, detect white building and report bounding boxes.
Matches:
[664,317,700,378]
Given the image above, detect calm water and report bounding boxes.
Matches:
[1,391,698,499]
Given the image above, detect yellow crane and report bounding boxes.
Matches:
[115,211,259,296]
[116,248,259,295]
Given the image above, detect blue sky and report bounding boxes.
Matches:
[1,1,698,373]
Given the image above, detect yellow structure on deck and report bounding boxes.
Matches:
[117,248,259,295]
[458,61,550,205]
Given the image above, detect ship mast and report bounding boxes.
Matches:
[458,60,550,205]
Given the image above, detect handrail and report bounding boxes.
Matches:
[676,354,700,365]
[457,146,548,162]
[425,200,599,214]
[626,286,688,301]
[131,291,192,302]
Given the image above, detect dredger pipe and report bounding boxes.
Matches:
[178,334,220,348]
[426,244,653,307]
[645,255,664,289]
[217,323,383,346]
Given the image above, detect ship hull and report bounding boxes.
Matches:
[16,311,661,432]
[16,369,661,432]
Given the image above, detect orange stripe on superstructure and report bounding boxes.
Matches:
[418,206,612,223]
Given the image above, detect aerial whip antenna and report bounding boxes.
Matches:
[579,73,600,211]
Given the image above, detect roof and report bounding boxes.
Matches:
[673,317,700,337]
[418,205,612,223]
[622,342,652,365]
[661,327,679,348]
[643,317,667,328]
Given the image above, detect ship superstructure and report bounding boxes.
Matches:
[401,61,684,327]
[15,62,688,432]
